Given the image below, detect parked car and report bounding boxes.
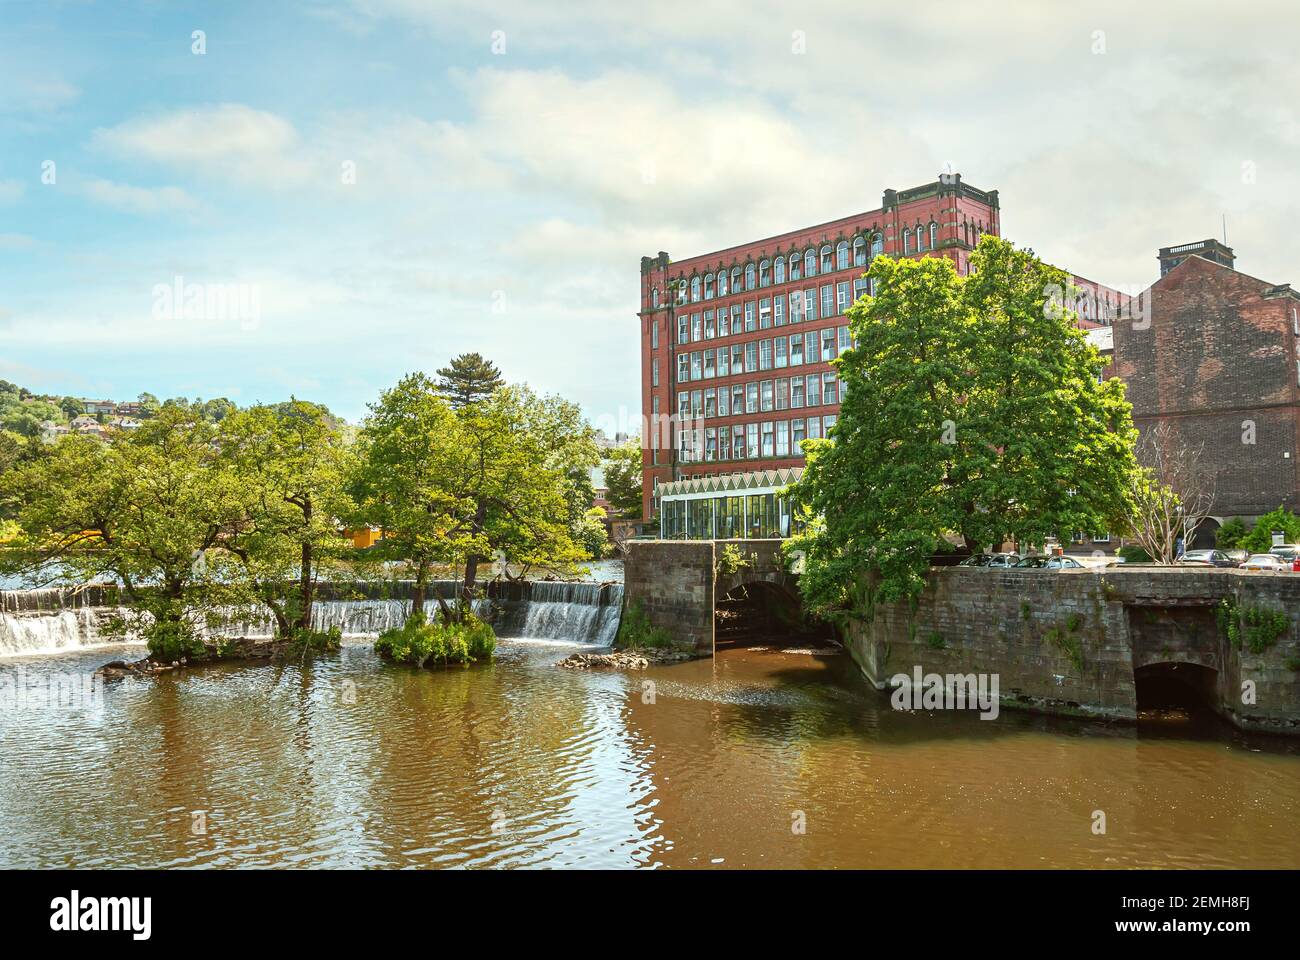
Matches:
[1242,553,1289,572]
[1014,555,1084,569]
[1223,549,1249,565]
[1178,549,1239,568]
[1266,545,1300,572]
[957,553,1021,568]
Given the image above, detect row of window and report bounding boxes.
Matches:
[674,236,885,305]
[671,283,866,346]
[676,370,847,419]
[661,493,804,540]
[667,326,853,385]
[676,414,839,464]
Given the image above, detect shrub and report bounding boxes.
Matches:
[715,543,753,577]
[145,618,206,662]
[289,626,342,654]
[1240,507,1300,554]
[615,599,673,649]
[1214,517,1247,550]
[1118,545,1153,563]
[925,631,946,650]
[374,612,496,667]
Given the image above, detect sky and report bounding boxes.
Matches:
[1,0,1297,427]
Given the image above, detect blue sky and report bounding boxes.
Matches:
[2,1,1297,426]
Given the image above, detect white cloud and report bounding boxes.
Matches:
[0,179,24,204]
[80,179,200,217]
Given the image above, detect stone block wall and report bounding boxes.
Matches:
[843,567,1300,733]
[623,540,715,655]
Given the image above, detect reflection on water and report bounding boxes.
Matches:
[1,638,1297,869]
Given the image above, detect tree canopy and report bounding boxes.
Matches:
[788,236,1139,618]
[602,438,644,519]
[434,352,505,409]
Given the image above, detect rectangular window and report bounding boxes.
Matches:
[717,347,730,378]
[719,428,731,461]
[774,296,785,327]
[730,304,742,335]
[745,382,758,414]
[761,380,773,412]
[691,351,703,380]
[821,284,835,319]
[651,322,659,349]
[746,422,759,458]
[823,414,837,435]
[838,325,852,354]
[806,373,821,406]
[703,349,716,378]
[744,341,758,372]
[734,424,746,460]
[759,339,773,370]
[792,417,806,452]
[791,378,804,408]
[678,315,689,344]
[776,420,789,457]
[822,327,837,360]
[805,331,820,364]
[731,384,744,413]
[719,308,730,337]
[744,301,756,332]
[759,297,772,329]
[775,377,789,410]
[691,390,703,418]
[693,314,703,342]
[836,281,850,314]
[789,291,804,324]
[854,277,868,303]
[789,334,803,366]
[677,391,688,416]
[823,372,837,405]
[838,375,847,403]
[808,416,822,440]
[705,427,717,462]
[775,337,787,368]
[704,388,717,418]
[761,421,774,457]
[703,310,715,339]
[717,386,730,416]
[677,354,689,383]
[652,358,660,387]
[805,289,818,321]
[732,343,744,374]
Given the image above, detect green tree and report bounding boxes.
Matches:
[788,236,1139,618]
[602,438,644,519]
[1215,517,1247,549]
[573,506,610,560]
[1240,507,1300,554]
[434,352,505,409]
[0,408,249,659]
[219,400,355,639]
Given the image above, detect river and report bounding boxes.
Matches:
[2,625,1298,868]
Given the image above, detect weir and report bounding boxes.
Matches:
[0,579,624,657]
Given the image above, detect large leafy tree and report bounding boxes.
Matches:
[219,400,355,638]
[788,236,1139,619]
[0,407,249,658]
[602,438,644,519]
[434,352,504,409]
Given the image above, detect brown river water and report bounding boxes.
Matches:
[1,636,1298,869]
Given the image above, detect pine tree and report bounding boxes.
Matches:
[434,353,505,409]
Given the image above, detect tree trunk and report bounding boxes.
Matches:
[411,560,428,622]
[296,540,314,632]
[460,500,489,620]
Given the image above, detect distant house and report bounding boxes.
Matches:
[80,399,116,416]
[115,402,144,416]
[108,416,142,431]
[38,420,69,442]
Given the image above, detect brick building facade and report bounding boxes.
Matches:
[638,173,1131,523]
[1112,252,1300,532]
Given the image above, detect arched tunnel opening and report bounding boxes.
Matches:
[1133,662,1221,722]
[715,581,830,649]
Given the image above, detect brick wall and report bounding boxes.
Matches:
[623,540,715,655]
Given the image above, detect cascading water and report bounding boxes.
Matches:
[0,579,625,657]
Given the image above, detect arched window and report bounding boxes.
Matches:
[852,236,866,267]
[836,240,850,270]
[759,259,771,287]
[652,288,660,308]
[703,273,714,299]
[731,266,742,293]
[902,228,912,255]
[871,233,883,258]
[774,256,786,284]
[717,269,728,297]
[929,221,938,250]
[820,244,834,273]
[915,225,925,252]
[744,262,756,290]
[789,253,802,281]
[690,276,701,302]
[676,279,687,304]
[804,248,817,277]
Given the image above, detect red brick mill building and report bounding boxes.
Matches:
[637,174,1130,536]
